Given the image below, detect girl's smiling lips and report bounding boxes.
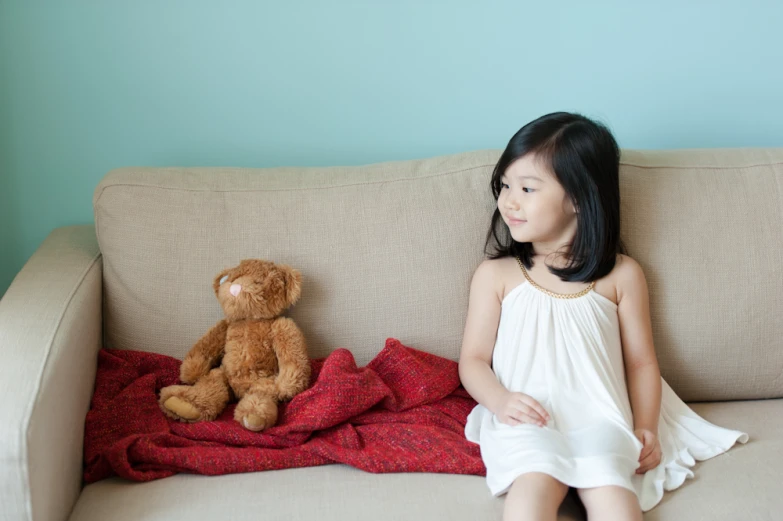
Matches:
[506,216,527,225]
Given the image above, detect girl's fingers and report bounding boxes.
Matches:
[527,407,549,423]
[638,448,661,472]
[637,432,656,460]
[520,396,550,422]
[639,443,653,461]
[515,410,547,426]
[637,458,652,473]
[514,404,544,423]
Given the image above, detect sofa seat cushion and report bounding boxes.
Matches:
[68,399,781,521]
[643,399,782,520]
[68,466,579,521]
[67,465,589,521]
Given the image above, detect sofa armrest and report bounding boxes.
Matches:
[0,225,102,521]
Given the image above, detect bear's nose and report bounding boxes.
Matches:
[229,284,242,297]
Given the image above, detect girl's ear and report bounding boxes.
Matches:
[564,195,578,215]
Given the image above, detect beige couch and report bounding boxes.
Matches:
[1,148,782,521]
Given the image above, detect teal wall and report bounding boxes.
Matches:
[2,2,782,297]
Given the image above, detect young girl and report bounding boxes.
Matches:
[459,112,748,520]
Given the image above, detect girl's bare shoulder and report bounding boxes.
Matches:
[594,254,645,304]
[609,254,646,281]
[473,256,525,303]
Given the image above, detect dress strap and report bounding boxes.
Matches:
[515,256,595,300]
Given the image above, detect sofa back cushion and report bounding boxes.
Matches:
[93,148,783,401]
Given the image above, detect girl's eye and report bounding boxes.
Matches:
[500,182,534,193]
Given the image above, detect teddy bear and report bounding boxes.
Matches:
[159,259,311,431]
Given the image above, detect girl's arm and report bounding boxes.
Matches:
[616,256,662,433]
[458,260,508,414]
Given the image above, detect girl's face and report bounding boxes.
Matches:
[498,154,578,255]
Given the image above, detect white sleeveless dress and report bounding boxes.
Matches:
[464,259,749,512]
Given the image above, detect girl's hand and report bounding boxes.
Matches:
[493,391,550,427]
[634,428,662,474]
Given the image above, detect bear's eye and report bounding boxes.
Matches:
[219,275,229,285]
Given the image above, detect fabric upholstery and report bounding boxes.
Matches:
[0,226,102,521]
[3,147,782,521]
[94,148,783,401]
[67,398,782,521]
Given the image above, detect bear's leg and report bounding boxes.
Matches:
[234,378,278,432]
[159,367,231,422]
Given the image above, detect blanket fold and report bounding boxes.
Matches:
[84,338,486,482]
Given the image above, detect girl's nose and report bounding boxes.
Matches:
[230,284,242,296]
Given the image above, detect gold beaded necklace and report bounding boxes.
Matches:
[515,256,595,300]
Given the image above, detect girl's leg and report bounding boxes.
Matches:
[577,485,642,521]
[503,472,570,521]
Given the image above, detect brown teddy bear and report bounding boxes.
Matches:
[159,259,311,431]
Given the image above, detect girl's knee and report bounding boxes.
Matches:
[507,472,569,505]
[513,472,569,494]
[577,486,642,520]
[504,474,569,521]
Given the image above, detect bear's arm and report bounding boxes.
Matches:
[270,317,311,401]
[180,319,229,384]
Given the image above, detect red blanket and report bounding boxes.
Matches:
[84,338,486,482]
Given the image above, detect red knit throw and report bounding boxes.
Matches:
[83,338,486,482]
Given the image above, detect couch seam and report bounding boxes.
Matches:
[19,249,102,521]
[92,163,498,201]
[618,160,783,170]
[92,159,783,206]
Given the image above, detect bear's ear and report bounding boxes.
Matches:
[281,266,303,306]
[213,267,233,295]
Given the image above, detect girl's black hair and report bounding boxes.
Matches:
[485,111,626,282]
